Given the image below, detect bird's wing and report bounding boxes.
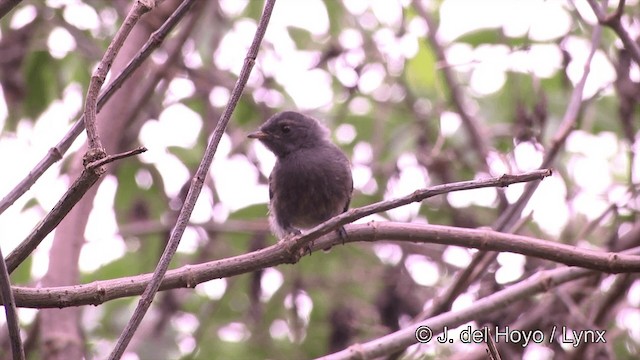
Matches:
[342,172,354,213]
[342,184,353,213]
[342,197,351,213]
[268,172,274,201]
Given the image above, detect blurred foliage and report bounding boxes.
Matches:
[23,51,60,120]
[1,0,639,359]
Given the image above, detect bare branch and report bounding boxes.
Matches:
[0,0,195,215]
[5,163,103,273]
[485,328,502,360]
[412,0,491,168]
[316,260,626,360]
[438,24,597,305]
[0,246,23,359]
[426,248,496,316]
[291,169,553,256]
[586,0,640,66]
[84,1,153,151]
[422,23,605,326]
[120,1,206,126]
[12,221,640,309]
[107,0,278,358]
[495,21,602,232]
[0,0,21,20]
[569,273,633,359]
[4,150,147,274]
[86,147,147,169]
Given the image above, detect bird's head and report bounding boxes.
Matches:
[248,111,329,157]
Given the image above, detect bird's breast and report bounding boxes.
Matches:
[271,148,351,227]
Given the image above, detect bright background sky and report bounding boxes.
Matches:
[0,1,638,358]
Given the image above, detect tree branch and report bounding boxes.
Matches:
[3,153,148,275]
[291,169,553,257]
[412,0,491,168]
[316,254,636,360]
[5,165,103,273]
[0,0,21,20]
[495,23,602,230]
[423,19,604,327]
[83,1,153,151]
[10,222,640,309]
[0,0,196,215]
[86,147,147,169]
[0,245,23,359]
[586,0,640,66]
[107,0,277,358]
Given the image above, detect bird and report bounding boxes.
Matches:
[248,111,353,245]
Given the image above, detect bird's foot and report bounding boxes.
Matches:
[303,236,314,256]
[321,226,347,252]
[337,226,347,244]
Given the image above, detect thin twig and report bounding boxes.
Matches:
[314,253,637,360]
[84,1,153,150]
[425,248,492,316]
[412,0,490,168]
[485,327,502,360]
[0,246,24,359]
[120,0,205,127]
[107,0,277,358]
[5,163,104,273]
[0,0,21,20]
[586,0,640,66]
[576,203,618,241]
[291,169,553,256]
[3,1,162,273]
[419,22,603,324]
[495,24,601,230]
[0,0,197,215]
[567,272,632,360]
[86,147,147,169]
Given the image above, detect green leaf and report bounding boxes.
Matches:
[20,197,39,211]
[245,1,265,20]
[23,50,60,119]
[454,29,532,48]
[287,27,314,50]
[183,97,206,118]
[325,0,344,36]
[113,161,168,224]
[235,98,261,126]
[60,52,91,90]
[168,145,203,169]
[82,251,145,283]
[404,42,437,96]
[10,256,32,285]
[229,203,269,220]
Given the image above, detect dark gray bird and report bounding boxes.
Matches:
[248,111,353,242]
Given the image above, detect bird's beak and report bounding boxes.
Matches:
[248,130,268,139]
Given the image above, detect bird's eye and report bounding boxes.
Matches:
[281,124,291,134]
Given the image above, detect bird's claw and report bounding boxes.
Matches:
[337,226,347,245]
